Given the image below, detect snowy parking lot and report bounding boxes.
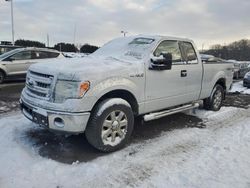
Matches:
[0,81,250,188]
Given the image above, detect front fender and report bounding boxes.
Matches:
[83,76,145,114]
[88,77,141,102]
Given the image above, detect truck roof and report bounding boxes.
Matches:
[135,34,194,43]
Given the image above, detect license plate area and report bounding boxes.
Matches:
[21,101,49,127]
[32,111,49,127]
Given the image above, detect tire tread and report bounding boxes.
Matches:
[85,98,134,152]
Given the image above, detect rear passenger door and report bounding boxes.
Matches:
[179,41,203,101]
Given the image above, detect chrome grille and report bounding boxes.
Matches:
[25,70,54,101]
[36,82,50,88]
[29,70,51,78]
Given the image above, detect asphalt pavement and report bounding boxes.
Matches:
[0,80,25,113]
[0,80,25,101]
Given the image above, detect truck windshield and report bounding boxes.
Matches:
[92,37,156,61]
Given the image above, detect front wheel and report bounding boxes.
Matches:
[203,85,224,111]
[85,98,134,152]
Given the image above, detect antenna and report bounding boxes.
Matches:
[73,23,77,45]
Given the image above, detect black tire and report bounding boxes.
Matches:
[0,71,5,84]
[85,98,134,152]
[203,84,224,111]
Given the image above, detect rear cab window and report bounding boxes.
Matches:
[179,41,198,64]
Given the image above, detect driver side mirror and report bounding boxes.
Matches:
[150,53,173,70]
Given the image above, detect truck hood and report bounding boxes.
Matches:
[29,56,143,81]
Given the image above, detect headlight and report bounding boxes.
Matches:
[54,80,90,103]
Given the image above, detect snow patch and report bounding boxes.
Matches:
[0,101,19,113]
[1,106,250,187]
[229,81,250,94]
[97,98,131,116]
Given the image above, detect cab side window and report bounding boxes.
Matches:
[32,51,59,59]
[48,52,60,58]
[180,42,198,64]
[34,51,48,59]
[10,51,32,61]
[153,40,182,63]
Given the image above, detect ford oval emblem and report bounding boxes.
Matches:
[28,78,35,86]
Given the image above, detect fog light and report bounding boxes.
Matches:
[54,117,65,128]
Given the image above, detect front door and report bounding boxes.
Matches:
[145,40,188,113]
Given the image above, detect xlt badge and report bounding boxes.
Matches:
[129,73,144,78]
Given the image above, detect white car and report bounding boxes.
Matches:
[20,35,233,152]
[0,47,64,83]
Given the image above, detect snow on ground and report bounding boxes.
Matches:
[0,107,250,188]
[0,101,19,113]
[230,81,250,94]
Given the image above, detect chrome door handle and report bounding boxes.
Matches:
[181,70,187,77]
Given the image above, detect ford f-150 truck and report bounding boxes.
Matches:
[20,35,233,152]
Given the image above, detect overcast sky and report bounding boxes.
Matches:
[1,0,250,49]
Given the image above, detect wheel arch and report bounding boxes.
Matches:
[0,68,6,83]
[215,77,226,89]
[214,77,226,99]
[91,89,139,116]
[0,68,6,76]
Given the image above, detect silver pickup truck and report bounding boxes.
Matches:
[20,35,233,152]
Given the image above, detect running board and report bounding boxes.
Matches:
[143,102,200,122]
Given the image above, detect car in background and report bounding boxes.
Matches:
[200,54,214,62]
[200,54,224,63]
[243,72,250,88]
[0,45,21,55]
[0,47,64,83]
[227,60,250,79]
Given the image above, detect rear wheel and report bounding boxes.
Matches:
[0,71,5,84]
[204,85,224,111]
[85,98,134,152]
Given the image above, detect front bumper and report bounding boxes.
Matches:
[20,98,90,134]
